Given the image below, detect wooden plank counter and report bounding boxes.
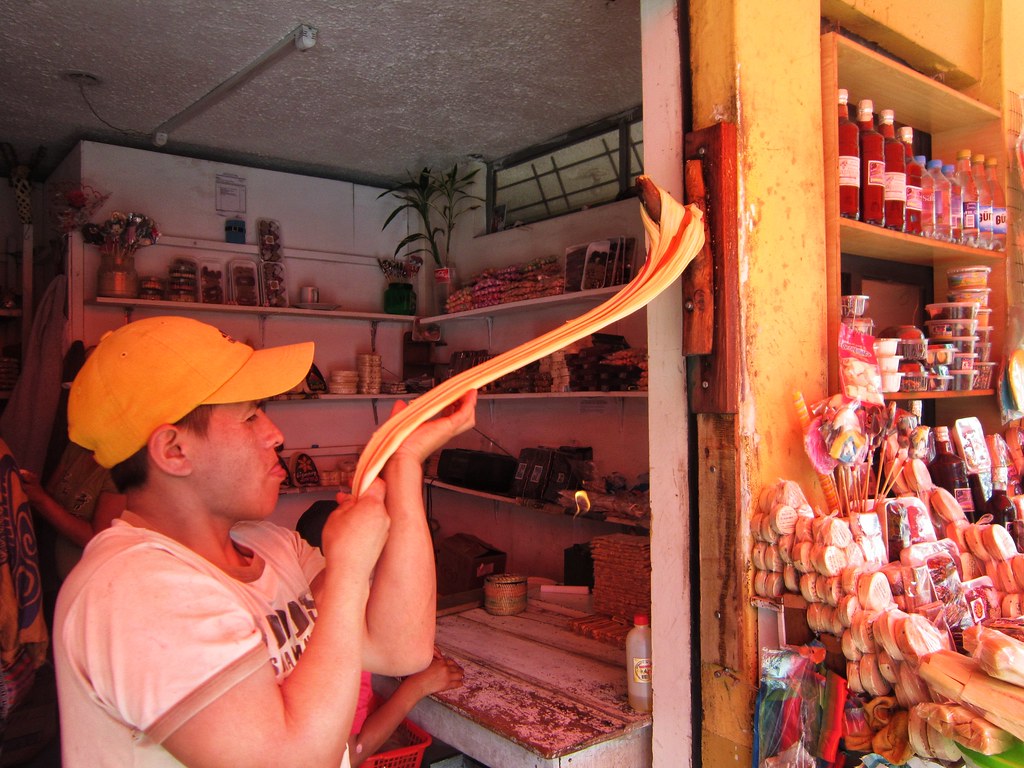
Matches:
[374,592,652,767]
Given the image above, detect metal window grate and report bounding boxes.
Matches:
[488,110,643,231]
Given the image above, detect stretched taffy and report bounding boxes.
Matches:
[350,175,706,497]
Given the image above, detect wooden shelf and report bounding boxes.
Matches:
[419,285,622,324]
[829,32,1001,133]
[90,296,416,323]
[425,477,649,530]
[885,389,995,401]
[478,390,647,400]
[838,218,1006,266]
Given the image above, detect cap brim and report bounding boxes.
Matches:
[202,341,314,405]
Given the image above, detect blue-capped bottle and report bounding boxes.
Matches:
[918,156,934,239]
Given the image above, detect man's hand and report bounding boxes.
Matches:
[388,390,478,467]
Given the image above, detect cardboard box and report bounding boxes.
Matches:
[437,449,518,493]
[436,533,507,595]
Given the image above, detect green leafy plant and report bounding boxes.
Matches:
[379,164,482,268]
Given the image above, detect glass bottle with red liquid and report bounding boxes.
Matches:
[837,88,860,220]
[928,426,975,520]
[857,100,885,226]
[879,109,905,231]
[898,126,922,235]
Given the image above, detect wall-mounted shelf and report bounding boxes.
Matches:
[90,296,415,323]
[425,477,649,531]
[886,389,996,402]
[419,285,622,324]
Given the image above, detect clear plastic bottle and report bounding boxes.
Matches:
[626,613,652,712]
[928,160,951,241]
[944,164,962,243]
[973,154,992,249]
[986,156,1007,251]
[955,149,978,246]
[879,110,905,231]
[899,128,922,235]
[918,155,934,238]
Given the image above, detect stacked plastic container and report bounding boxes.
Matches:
[923,266,993,391]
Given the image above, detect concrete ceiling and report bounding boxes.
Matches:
[0,0,642,187]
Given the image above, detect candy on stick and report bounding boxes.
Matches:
[351,176,706,496]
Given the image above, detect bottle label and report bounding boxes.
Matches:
[963,201,978,230]
[884,172,906,201]
[978,206,993,234]
[905,185,922,211]
[993,207,1008,235]
[838,156,860,187]
[954,486,975,512]
[867,160,885,187]
[632,657,652,684]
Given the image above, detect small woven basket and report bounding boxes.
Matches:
[484,573,528,615]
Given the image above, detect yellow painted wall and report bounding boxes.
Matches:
[687,0,1015,764]
[821,0,984,91]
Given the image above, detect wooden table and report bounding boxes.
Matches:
[375,591,652,768]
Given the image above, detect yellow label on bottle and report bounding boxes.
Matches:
[632,657,652,684]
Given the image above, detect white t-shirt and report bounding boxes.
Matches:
[54,513,347,768]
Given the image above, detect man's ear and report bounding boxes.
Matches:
[147,424,192,478]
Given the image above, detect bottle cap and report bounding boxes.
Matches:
[915,155,927,165]
[898,126,913,141]
[838,88,848,103]
[880,109,895,123]
[634,613,650,626]
[928,159,943,169]
[957,149,972,159]
[858,99,873,111]
[985,156,998,167]
[934,425,949,440]
[972,154,985,164]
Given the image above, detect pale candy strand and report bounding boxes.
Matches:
[351,181,706,497]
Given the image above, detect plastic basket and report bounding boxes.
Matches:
[361,718,432,768]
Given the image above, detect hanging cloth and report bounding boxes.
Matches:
[0,275,67,475]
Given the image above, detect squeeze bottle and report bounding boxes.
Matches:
[626,613,652,712]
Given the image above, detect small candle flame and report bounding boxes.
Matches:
[574,490,591,517]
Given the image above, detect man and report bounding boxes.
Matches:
[53,316,476,767]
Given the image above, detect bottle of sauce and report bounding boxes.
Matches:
[626,613,652,712]
[987,466,1016,526]
[918,155,934,239]
[928,159,951,241]
[857,100,885,226]
[986,156,1007,251]
[956,149,978,246]
[837,88,860,220]
[899,127,922,235]
[879,109,905,231]
[928,426,975,520]
[944,164,962,244]
[973,154,992,248]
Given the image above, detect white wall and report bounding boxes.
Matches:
[57,141,653,583]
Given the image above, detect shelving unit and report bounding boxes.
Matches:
[419,285,620,324]
[820,31,1007,427]
[425,477,649,531]
[90,296,415,324]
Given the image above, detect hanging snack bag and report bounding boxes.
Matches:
[839,324,884,406]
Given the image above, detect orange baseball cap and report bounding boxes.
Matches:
[69,316,314,468]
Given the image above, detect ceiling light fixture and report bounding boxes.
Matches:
[152,23,317,148]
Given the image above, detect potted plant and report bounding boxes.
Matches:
[379,164,482,311]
